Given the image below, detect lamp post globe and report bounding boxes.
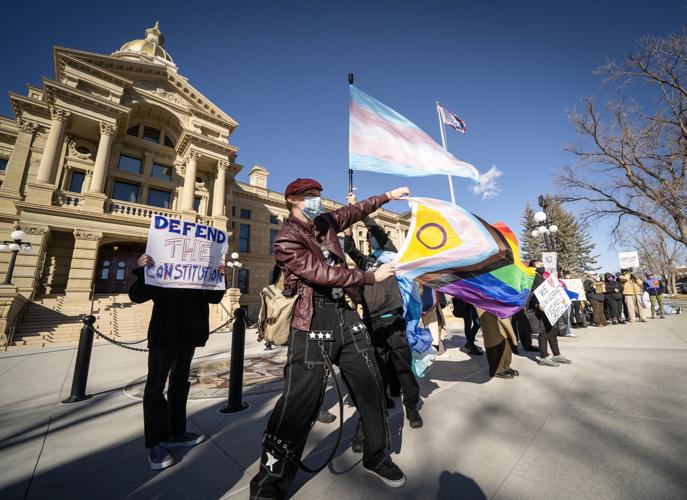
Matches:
[235,262,243,268]
[534,211,547,223]
[538,226,549,234]
[10,229,26,241]
[230,252,239,260]
[8,243,20,252]
[531,229,539,237]
[0,244,8,252]
[549,225,558,233]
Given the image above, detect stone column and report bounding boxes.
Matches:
[212,159,228,217]
[89,122,117,194]
[35,108,70,183]
[181,151,200,212]
[0,119,39,201]
[64,230,102,302]
[12,225,51,297]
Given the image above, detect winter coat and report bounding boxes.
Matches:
[128,267,225,348]
[603,274,624,300]
[273,194,389,332]
[619,272,643,295]
[643,277,664,296]
[584,278,605,302]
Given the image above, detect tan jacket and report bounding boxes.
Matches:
[619,273,643,295]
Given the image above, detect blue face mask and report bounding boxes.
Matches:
[301,196,323,220]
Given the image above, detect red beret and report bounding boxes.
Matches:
[284,178,323,198]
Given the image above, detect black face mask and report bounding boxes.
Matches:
[535,266,545,274]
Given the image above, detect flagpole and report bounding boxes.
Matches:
[436,101,456,204]
[348,73,355,195]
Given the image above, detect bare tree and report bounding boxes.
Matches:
[619,222,686,294]
[558,30,687,248]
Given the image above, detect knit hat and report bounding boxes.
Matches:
[284,178,323,198]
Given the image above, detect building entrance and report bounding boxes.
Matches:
[95,242,146,294]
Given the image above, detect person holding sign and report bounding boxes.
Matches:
[250,179,410,499]
[527,260,572,367]
[619,269,647,323]
[129,253,227,471]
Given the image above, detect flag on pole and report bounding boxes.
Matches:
[349,85,479,181]
[394,197,536,318]
[438,105,467,134]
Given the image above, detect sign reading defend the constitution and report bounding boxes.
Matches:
[144,215,228,290]
[534,275,572,324]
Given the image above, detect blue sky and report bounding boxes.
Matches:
[0,0,683,270]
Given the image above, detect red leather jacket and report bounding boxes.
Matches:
[274,193,390,331]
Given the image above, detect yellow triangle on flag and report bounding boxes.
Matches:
[398,203,462,263]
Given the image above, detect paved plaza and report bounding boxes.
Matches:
[1,314,686,499]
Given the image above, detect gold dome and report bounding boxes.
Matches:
[112,22,176,68]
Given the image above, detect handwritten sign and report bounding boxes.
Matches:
[618,251,640,270]
[542,252,558,275]
[562,279,586,302]
[534,275,571,324]
[144,215,228,290]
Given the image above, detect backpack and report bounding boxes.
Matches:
[257,275,299,346]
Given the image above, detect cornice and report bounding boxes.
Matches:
[176,129,239,159]
[55,52,133,89]
[43,78,130,117]
[9,92,51,123]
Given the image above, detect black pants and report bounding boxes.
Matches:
[143,344,195,448]
[250,300,389,500]
[367,311,420,409]
[512,310,535,349]
[461,306,481,346]
[529,313,560,358]
[605,297,623,321]
[570,301,587,326]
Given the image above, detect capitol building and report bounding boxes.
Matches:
[0,24,408,347]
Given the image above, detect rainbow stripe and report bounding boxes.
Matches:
[349,86,480,180]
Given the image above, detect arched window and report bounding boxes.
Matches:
[100,260,111,279]
[115,261,127,280]
[126,123,176,149]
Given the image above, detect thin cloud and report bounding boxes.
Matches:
[470,165,503,199]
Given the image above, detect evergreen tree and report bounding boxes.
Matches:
[520,197,599,274]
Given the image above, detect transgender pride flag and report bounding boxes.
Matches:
[349,85,479,181]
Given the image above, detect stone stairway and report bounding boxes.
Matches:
[9,294,232,349]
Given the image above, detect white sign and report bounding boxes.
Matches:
[562,279,586,302]
[542,252,558,274]
[144,215,228,290]
[534,276,572,324]
[618,251,640,270]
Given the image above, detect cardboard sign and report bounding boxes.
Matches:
[144,215,228,290]
[534,275,572,324]
[542,252,558,274]
[618,251,640,270]
[562,278,586,302]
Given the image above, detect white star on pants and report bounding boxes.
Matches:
[265,451,278,471]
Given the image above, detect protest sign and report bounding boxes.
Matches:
[618,251,640,270]
[144,215,228,290]
[562,278,586,302]
[534,275,571,324]
[542,252,558,274]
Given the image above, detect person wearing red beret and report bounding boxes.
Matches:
[250,178,410,499]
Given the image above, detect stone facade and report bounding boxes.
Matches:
[0,24,409,327]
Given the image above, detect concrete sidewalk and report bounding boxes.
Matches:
[1,315,686,499]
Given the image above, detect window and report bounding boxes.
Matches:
[239,223,250,253]
[115,261,126,280]
[269,229,278,256]
[126,125,139,137]
[193,196,202,212]
[112,181,139,203]
[240,209,251,219]
[269,214,280,224]
[151,163,172,181]
[163,135,175,148]
[100,260,110,279]
[0,158,8,171]
[142,126,161,143]
[232,206,236,217]
[147,188,171,209]
[118,155,142,174]
[238,268,249,293]
[68,171,85,193]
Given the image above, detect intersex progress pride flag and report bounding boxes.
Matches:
[394,198,536,318]
[349,85,480,181]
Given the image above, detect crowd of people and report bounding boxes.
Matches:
[127,179,679,499]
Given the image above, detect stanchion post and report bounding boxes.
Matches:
[219,307,250,414]
[62,315,96,403]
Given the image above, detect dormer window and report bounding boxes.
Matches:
[164,135,175,148]
[127,125,139,137]
[142,126,160,143]
[125,122,176,149]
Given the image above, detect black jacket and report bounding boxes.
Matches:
[344,217,403,319]
[583,279,605,302]
[527,272,553,330]
[603,280,624,300]
[129,267,225,348]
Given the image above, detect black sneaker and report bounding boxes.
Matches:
[494,371,514,379]
[464,343,484,356]
[161,432,205,448]
[405,406,423,429]
[506,368,520,377]
[317,410,336,424]
[364,457,406,488]
[148,445,173,471]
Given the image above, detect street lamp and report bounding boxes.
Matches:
[225,252,242,289]
[534,196,558,252]
[1,229,32,285]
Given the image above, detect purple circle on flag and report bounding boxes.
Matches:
[416,223,447,250]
